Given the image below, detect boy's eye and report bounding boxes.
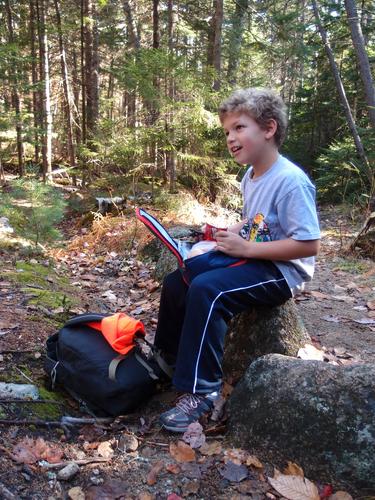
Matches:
[236,124,244,130]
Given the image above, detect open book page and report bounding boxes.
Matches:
[176,240,195,261]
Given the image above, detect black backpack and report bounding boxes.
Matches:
[44,313,173,417]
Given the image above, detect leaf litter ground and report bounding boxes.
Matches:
[0,204,373,499]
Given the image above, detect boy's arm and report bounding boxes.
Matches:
[215,231,320,260]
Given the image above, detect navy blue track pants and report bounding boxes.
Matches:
[154,259,293,394]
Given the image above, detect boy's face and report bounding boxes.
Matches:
[222,112,276,165]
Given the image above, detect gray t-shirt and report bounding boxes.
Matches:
[240,153,321,296]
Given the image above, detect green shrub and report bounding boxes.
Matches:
[315,135,374,206]
[0,179,67,246]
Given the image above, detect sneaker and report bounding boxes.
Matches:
[159,391,220,433]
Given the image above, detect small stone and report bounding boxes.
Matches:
[118,434,138,453]
[90,476,104,485]
[97,440,114,458]
[68,486,85,500]
[0,383,39,400]
[57,462,80,481]
[92,468,100,475]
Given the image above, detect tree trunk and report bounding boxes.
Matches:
[150,0,160,168]
[344,0,375,129]
[123,0,140,128]
[84,0,99,144]
[54,0,76,166]
[72,47,81,146]
[80,0,86,144]
[166,0,176,193]
[227,0,247,84]
[311,0,368,167]
[37,0,52,181]
[29,0,40,164]
[208,0,223,90]
[5,0,25,176]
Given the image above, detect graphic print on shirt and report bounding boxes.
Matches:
[239,213,272,242]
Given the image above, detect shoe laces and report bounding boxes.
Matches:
[175,393,204,414]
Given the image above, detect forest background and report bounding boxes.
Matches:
[0,0,374,216]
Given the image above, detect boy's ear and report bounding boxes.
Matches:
[264,119,278,140]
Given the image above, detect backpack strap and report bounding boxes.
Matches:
[138,337,174,379]
[64,313,108,327]
[134,353,159,380]
[153,350,174,379]
[108,352,160,382]
[108,354,127,382]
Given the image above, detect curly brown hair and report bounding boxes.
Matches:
[218,88,288,147]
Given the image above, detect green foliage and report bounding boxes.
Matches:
[315,135,375,206]
[0,180,66,246]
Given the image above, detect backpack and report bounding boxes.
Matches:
[44,313,173,417]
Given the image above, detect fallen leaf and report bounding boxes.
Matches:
[219,460,248,482]
[85,479,128,500]
[352,305,367,311]
[297,344,325,361]
[331,295,355,303]
[182,422,206,449]
[167,495,183,500]
[101,290,117,302]
[199,440,222,456]
[283,461,304,477]
[0,320,19,330]
[246,455,263,468]
[138,493,154,500]
[12,437,63,464]
[97,441,114,459]
[309,291,330,300]
[328,492,353,500]
[268,472,320,500]
[223,448,248,465]
[322,315,341,323]
[147,460,164,486]
[181,462,202,479]
[351,318,375,325]
[319,485,333,498]
[166,462,181,474]
[169,441,196,463]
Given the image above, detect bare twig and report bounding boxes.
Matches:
[40,457,110,469]
[0,419,62,427]
[14,367,35,384]
[137,436,169,447]
[61,416,114,426]
[0,399,63,405]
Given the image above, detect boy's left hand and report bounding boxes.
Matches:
[215,230,250,258]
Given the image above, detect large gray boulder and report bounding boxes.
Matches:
[227,353,375,492]
[223,301,309,381]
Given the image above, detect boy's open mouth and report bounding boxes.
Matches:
[231,145,242,154]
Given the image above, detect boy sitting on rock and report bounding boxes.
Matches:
[154,87,321,433]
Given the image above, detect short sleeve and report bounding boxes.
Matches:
[276,183,321,240]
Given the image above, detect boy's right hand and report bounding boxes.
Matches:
[228,219,248,233]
